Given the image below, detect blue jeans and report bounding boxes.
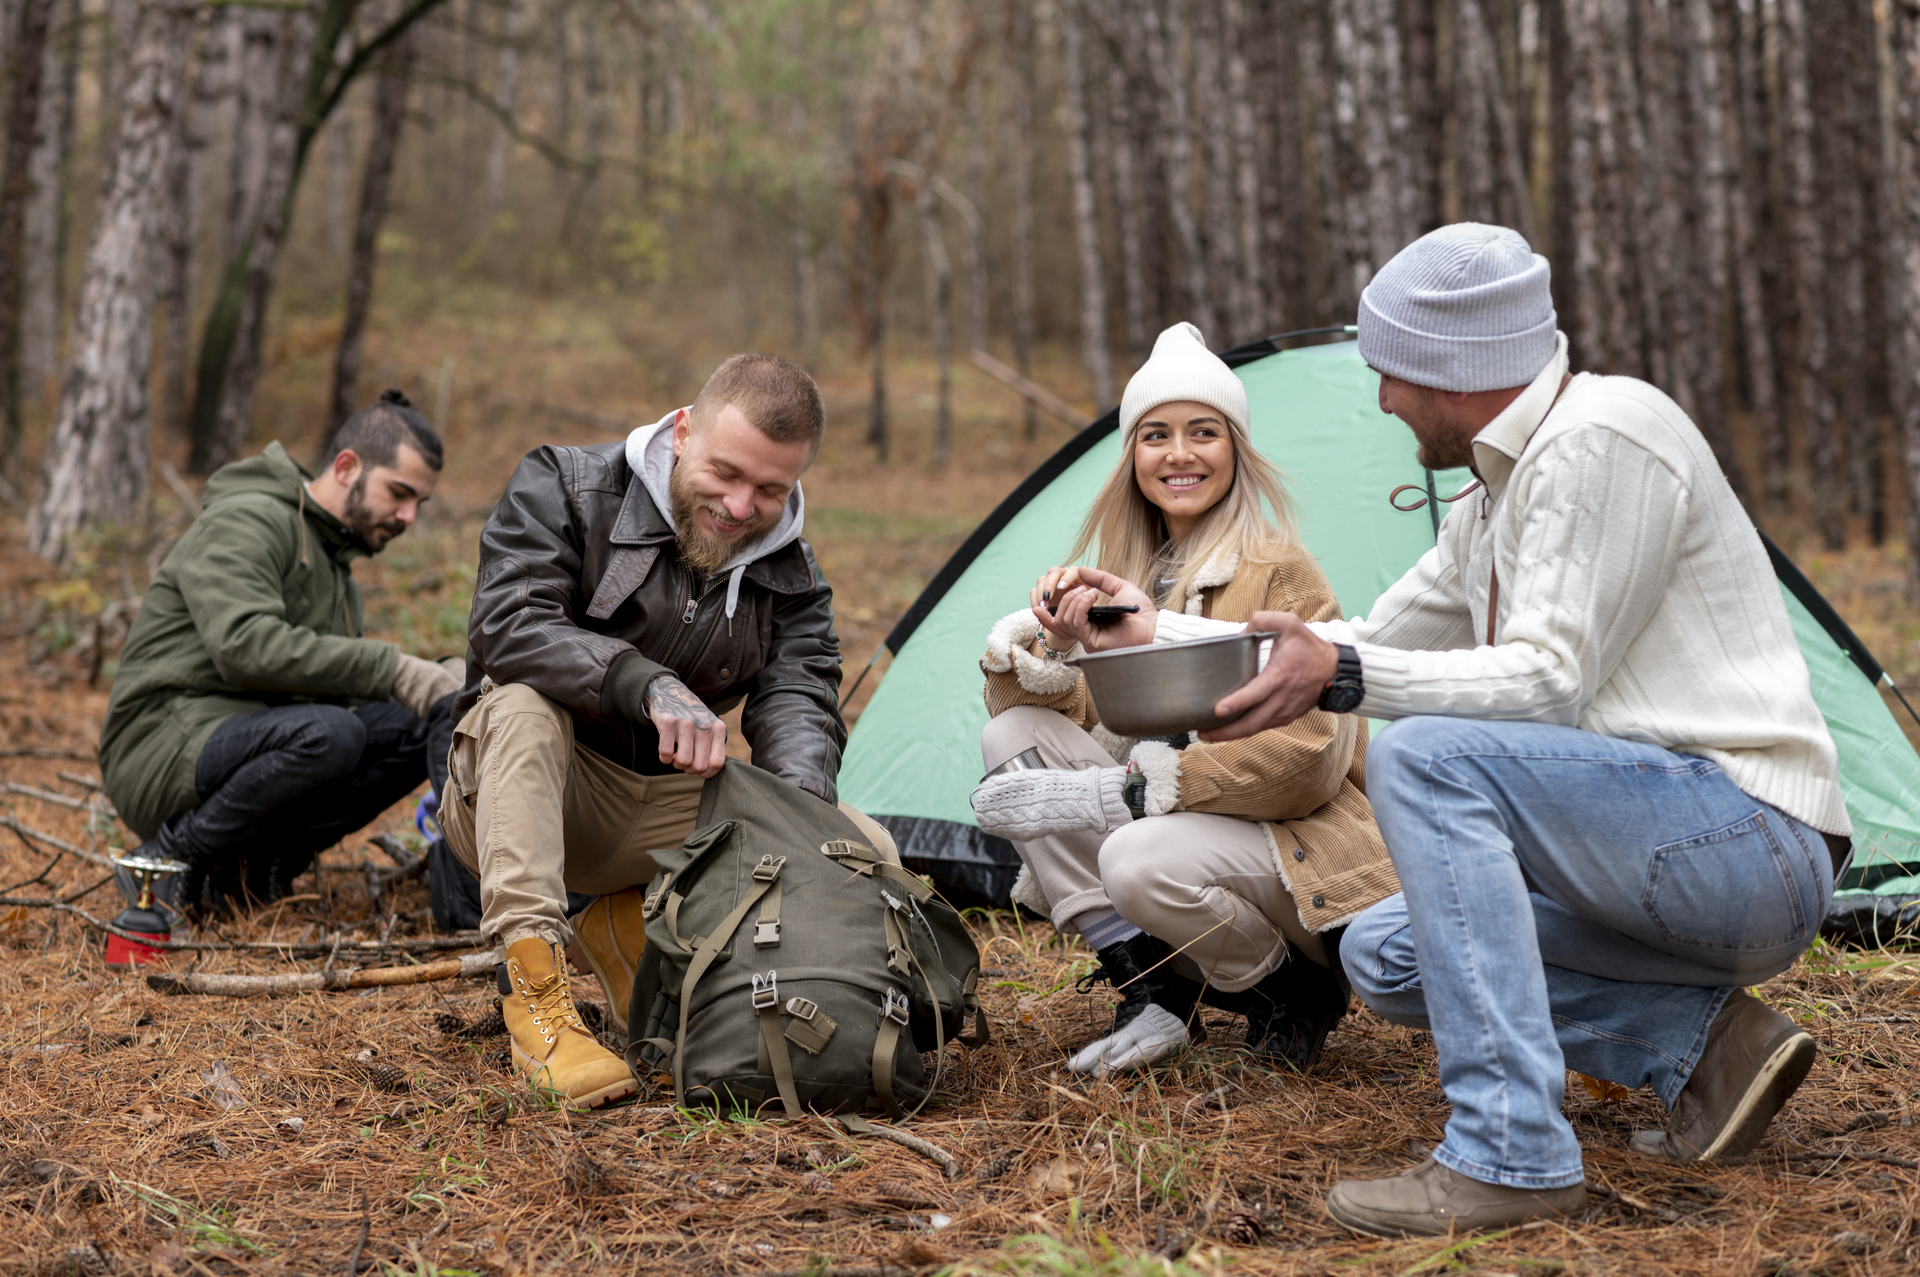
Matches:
[1342,716,1833,1190]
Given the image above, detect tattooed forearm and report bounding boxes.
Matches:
[644,674,720,727]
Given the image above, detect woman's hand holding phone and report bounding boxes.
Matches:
[1030,566,1159,652]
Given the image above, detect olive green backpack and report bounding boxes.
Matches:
[624,760,988,1118]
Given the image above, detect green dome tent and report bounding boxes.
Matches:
[838,333,1920,917]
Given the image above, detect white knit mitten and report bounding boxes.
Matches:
[969,766,1132,842]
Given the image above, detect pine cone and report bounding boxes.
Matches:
[365,1062,410,1093]
[1218,1209,1264,1246]
[975,1150,1017,1182]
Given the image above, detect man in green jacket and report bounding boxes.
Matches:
[100,391,462,910]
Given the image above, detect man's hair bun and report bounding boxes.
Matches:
[379,388,414,408]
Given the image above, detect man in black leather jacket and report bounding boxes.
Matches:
[440,352,898,1108]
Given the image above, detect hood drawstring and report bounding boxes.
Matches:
[296,484,310,567]
[724,565,746,628]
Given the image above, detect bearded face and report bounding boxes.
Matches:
[668,458,780,575]
[343,471,412,551]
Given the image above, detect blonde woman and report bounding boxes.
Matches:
[970,323,1397,1077]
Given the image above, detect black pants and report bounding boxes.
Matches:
[161,700,442,906]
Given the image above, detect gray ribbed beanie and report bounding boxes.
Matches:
[1357,223,1556,392]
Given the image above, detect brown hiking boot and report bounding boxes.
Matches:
[1630,988,1815,1162]
[572,888,647,1037]
[1326,1158,1587,1238]
[500,938,637,1110]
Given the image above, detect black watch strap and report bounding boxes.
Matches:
[1122,766,1147,820]
[1317,643,1365,714]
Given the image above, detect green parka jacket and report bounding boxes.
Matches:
[99,442,401,837]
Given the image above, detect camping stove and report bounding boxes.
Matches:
[107,853,188,967]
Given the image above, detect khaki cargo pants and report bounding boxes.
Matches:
[442,681,898,955]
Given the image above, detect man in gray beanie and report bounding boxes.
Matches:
[1045,223,1850,1235]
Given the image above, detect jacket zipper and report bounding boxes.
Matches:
[655,562,723,674]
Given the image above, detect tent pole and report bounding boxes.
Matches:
[1884,675,1920,733]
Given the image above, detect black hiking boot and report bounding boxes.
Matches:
[1199,928,1351,1072]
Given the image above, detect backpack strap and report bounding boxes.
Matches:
[671,856,786,1106]
[871,986,911,1119]
[752,971,803,1118]
[955,967,991,1049]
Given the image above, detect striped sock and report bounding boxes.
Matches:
[1073,908,1143,951]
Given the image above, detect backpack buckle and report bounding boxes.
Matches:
[821,839,872,860]
[752,854,787,882]
[880,987,910,1027]
[751,970,779,1010]
[784,996,819,1022]
[880,889,907,913]
[640,873,673,918]
[754,918,781,947]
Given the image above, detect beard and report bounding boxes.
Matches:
[343,474,408,550]
[668,462,778,576]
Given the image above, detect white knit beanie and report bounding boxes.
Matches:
[1357,223,1557,392]
[1119,322,1250,437]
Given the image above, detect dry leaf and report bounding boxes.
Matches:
[1025,1155,1082,1194]
[1577,1072,1629,1103]
[200,1060,244,1111]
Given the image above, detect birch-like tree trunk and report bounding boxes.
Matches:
[1886,0,1920,600]
[17,0,74,412]
[1399,0,1442,235]
[28,0,193,562]
[1107,57,1150,368]
[1328,0,1413,309]
[327,33,415,440]
[1777,0,1842,549]
[1195,0,1246,339]
[1009,0,1039,437]
[1061,1,1114,407]
[1728,0,1784,514]
[0,0,54,468]
[154,8,217,441]
[225,7,284,267]
[1455,0,1536,242]
[1142,0,1212,341]
[918,170,955,467]
[1223,0,1264,340]
[482,0,530,224]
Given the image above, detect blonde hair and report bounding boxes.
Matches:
[1067,406,1298,608]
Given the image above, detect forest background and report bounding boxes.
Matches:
[0,0,1918,702]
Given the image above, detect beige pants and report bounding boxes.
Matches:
[982,705,1324,991]
[443,681,898,953]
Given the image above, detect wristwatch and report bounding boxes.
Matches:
[1122,762,1148,819]
[1317,643,1365,714]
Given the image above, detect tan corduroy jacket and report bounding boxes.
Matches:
[979,544,1398,933]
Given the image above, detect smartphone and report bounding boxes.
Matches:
[1086,605,1141,627]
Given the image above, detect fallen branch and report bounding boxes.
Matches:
[3,781,111,814]
[968,349,1087,427]
[55,772,104,793]
[0,894,482,955]
[1585,1180,1686,1222]
[1,815,117,870]
[1781,1149,1920,1170]
[364,835,427,911]
[147,952,493,997]
[0,748,95,761]
[837,1116,963,1180]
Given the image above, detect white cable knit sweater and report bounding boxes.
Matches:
[1158,333,1851,837]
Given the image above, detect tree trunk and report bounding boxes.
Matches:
[1674,0,1748,504]
[16,0,73,414]
[1887,0,1920,601]
[1224,0,1265,340]
[225,7,284,268]
[1456,0,1537,242]
[791,225,820,364]
[0,0,54,469]
[482,0,529,224]
[1727,0,1784,514]
[1195,0,1245,340]
[187,0,454,474]
[327,33,414,441]
[28,0,193,563]
[917,171,955,467]
[1328,0,1413,310]
[1399,0,1442,235]
[1061,1,1114,407]
[1009,0,1039,438]
[1143,0,1213,341]
[1107,56,1150,369]
[1777,0,1842,549]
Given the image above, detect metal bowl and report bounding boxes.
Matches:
[1069,631,1273,737]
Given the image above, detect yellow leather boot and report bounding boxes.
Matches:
[500,937,637,1110]
[572,887,647,1037]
